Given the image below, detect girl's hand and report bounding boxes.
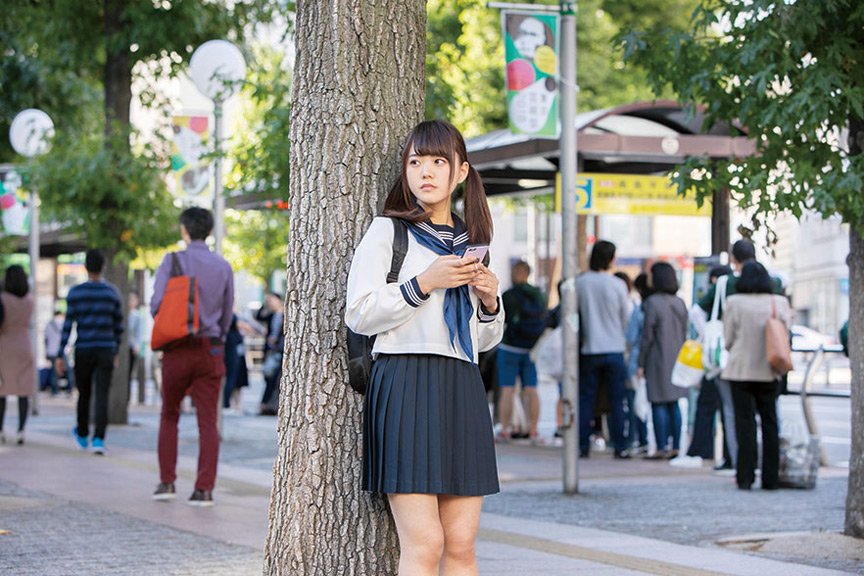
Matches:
[469,262,499,312]
[416,255,479,294]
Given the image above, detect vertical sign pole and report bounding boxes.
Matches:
[213,99,225,255]
[29,182,41,415]
[559,0,579,494]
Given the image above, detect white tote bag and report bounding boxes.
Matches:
[702,275,728,379]
[534,326,563,382]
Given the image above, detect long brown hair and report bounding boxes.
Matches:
[382,119,493,244]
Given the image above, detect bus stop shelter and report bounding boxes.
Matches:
[465,100,755,254]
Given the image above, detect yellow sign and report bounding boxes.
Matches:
[555,173,710,216]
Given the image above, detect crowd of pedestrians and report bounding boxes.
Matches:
[0,210,822,511]
[488,237,803,492]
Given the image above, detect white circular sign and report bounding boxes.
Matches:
[189,40,247,101]
[661,136,680,156]
[3,170,22,193]
[10,109,55,157]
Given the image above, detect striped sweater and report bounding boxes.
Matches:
[59,280,124,353]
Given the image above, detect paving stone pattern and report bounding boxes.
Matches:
[0,481,262,576]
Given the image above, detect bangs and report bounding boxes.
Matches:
[406,121,457,165]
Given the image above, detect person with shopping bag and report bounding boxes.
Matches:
[723,261,791,490]
[637,262,688,459]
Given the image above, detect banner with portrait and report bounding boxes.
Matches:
[0,167,29,236]
[502,11,560,138]
[171,116,212,200]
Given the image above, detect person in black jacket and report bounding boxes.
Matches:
[256,292,284,415]
[496,261,547,442]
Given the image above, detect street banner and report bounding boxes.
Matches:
[502,11,560,138]
[0,167,29,236]
[555,172,712,217]
[171,116,211,199]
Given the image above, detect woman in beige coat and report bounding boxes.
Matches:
[0,265,36,445]
[723,261,791,490]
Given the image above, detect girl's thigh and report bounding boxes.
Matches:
[388,493,444,544]
[438,495,483,546]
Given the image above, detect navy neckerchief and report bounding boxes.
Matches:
[404,214,475,361]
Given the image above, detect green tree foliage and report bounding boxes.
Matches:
[1,0,282,255]
[29,129,179,260]
[621,0,864,231]
[223,208,288,286]
[425,0,700,137]
[620,0,864,537]
[222,42,292,287]
[228,43,292,202]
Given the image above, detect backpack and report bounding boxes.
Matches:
[151,253,200,351]
[509,289,547,348]
[346,218,408,394]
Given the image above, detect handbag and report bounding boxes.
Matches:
[766,297,793,375]
[702,275,728,378]
[262,351,283,379]
[534,326,563,382]
[151,253,200,351]
[672,339,704,388]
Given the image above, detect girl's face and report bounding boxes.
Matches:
[406,146,469,213]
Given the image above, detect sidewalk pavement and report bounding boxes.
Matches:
[1,392,862,575]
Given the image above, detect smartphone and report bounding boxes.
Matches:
[462,244,489,263]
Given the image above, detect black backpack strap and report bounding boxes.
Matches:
[169,252,183,278]
[387,218,408,284]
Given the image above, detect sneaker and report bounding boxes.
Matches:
[73,428,88,450]
[579,448,590,458]
[613,450,631,460]
[494,430,511,443]
[153,483,176,501]
[529,433,546,446]
[644,450,668,460]
[188,489,214,507]
[91,438,106,455]
[15,432,24,446]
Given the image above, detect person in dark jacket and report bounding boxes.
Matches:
[496,261,546,441]
[638,262,688,459]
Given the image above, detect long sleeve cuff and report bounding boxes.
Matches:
[400,277,430,308]
[478,297,500,323]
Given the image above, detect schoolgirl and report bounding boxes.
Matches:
[346,119,504,575]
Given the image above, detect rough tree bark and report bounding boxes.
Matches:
[104,254,130,425]
[845,225,864,537]
[103,0,133,424]
[262,1,426,574]
[845,114,864,538]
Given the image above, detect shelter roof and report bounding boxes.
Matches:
[466,100,754,196]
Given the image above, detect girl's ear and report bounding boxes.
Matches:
[457,161,470,184]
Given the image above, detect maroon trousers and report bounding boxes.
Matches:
[158,338,225,491]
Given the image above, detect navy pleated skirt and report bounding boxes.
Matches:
[362,354,500,496]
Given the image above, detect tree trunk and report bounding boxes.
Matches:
[262,1,426,574]
[102,0,132,425]
[103,253,130,425]
[104,0,132,134]
[845,225,864,537]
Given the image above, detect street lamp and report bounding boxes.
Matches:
[188,40,246,255]
[9,108,54,413]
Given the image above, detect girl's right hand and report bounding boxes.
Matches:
[416,255,479,294]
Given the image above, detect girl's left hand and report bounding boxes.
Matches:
[468,262,499,312]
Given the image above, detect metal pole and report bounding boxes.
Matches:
[213,99,225,255]
[29,184,41,415]
[559,0,579,494]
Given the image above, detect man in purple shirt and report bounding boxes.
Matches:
[151,207,234,507]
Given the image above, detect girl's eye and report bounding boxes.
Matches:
[434,158,447,165]
[408,159,420,166]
